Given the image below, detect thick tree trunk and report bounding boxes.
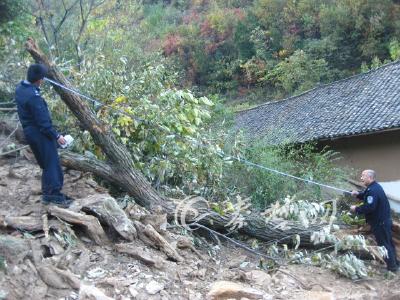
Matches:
[61,153,322,247]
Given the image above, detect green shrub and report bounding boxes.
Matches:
[221,139,350,209]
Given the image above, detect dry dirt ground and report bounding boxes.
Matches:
[1,152,400,300]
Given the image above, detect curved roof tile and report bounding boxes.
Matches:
[235,61,400,143]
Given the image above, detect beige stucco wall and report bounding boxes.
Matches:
[320,130,400,182]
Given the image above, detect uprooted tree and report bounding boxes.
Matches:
[24,37,336,248]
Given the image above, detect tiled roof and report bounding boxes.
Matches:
[235,61,400,143]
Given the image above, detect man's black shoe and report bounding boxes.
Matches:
[41,196,50,205]
[65,195,75,202]
[388,266,399,273]
[42,194,60,205]
[43,194,73,208]
[51,198,73,208]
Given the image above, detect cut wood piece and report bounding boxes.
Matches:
[115,243,164,269]
[175,197,327,247]
[80,194,137,241]
[42,214,49,239]
[176,236,204,260]
[79,284,114,300]
[143,223,183,262]
[207,281,264,300]
[134,221,183,262]
[47,206,108,245]
[139,211,168,235]
[52,267,81,289]
[4,215,43,231]
[36,265,80,290]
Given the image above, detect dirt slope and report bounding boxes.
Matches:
[0,153,399,300]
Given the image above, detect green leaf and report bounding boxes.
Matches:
[199,97,213,106]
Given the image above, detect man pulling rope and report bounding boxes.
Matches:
[15,64,74,208]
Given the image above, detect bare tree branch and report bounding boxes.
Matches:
[75,0,97,67]
[36,0,79,58]
[36,0,53,58]
[0,123,19,148]
[55,0,79,33]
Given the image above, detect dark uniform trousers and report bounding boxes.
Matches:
[372,220,398,270]
[23,126,63,196]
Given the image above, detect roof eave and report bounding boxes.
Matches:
[314,127,400,143]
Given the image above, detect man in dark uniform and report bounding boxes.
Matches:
[351,169,398,272]
[15,64,73,208]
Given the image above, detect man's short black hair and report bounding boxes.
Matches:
[27,64,48,83]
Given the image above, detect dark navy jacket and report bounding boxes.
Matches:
[355,181,391,227]
[15,81,59,140]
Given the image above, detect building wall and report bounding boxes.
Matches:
[320,129,400,206]
[320,130,400,182]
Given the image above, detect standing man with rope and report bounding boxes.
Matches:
[15,64,73,208]
[350,169,399,272]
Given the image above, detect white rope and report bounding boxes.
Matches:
[234,156,350,194]
[44,77,103,106]
[44,77,147,124]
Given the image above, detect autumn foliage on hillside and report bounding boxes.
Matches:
[159,0,400,100]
